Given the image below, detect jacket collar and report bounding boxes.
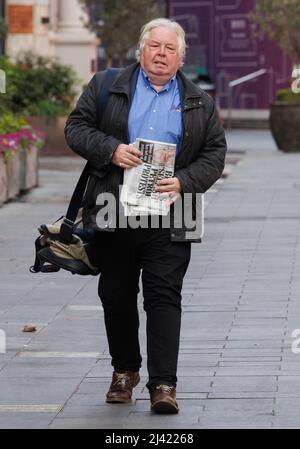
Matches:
[109,62,203,102]
[177,69,203,100]
[109,62,140,100]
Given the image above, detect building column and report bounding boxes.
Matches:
[49,0,99,88]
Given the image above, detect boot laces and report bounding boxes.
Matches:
[114,372,130,387]
[156,384,173,394]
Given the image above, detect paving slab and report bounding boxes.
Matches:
[1,131,300,429]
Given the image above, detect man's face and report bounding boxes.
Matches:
[140,27,181,82]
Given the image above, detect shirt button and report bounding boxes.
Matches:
[150,127,153,130]
[153,110,156,113]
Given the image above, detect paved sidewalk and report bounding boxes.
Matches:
[0,130,300,429]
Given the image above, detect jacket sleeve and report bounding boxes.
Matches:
[175,98,227,194]
[64,72,122,170]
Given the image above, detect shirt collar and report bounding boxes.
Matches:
[141,69,176,92]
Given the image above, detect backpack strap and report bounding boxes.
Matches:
[96,68,121,126]
[59,68,121,244]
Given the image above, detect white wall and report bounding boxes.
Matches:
[6,0,98,87]
[6,0,51,59]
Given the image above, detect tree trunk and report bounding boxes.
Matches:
[106,56,113,68]
[118,50,126,68]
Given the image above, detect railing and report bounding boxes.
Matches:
[227,68,267,129]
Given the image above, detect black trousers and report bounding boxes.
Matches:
[95,226,191,392]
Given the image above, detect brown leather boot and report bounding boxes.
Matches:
[106,371,140,404]
[150,385,179,414]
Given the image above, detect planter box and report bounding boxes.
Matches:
[0,157,8,205]
[0,146,39,205]
[6,151,20,200]
[19,150,26,191]
[26,116,71,156]
[270,102,300,152]
[20,146,39,191]
[25,146,39,189]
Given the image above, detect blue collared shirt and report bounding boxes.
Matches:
[128,69,182,154]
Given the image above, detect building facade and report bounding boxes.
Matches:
[1,0,293,116]
[167,0,292,118]
[3,0,98,86]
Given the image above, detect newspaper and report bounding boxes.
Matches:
[120,138,176,216]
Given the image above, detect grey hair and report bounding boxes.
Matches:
[136,18,186,66]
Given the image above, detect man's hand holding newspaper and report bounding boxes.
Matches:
[155,177,181,203]
[119,139,180,216]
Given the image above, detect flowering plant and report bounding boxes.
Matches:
[0,115,45,162]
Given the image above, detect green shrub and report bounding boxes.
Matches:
[276,88,300,104]
[26,100,70,120]
[0,52,78,119]
[0,114,28,134]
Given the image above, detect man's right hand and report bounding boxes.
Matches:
[112,144,142,169]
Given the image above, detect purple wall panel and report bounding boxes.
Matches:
[167,0,292,110]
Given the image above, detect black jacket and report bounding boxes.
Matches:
[64,63,227,242]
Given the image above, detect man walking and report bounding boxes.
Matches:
[65,18,227,414]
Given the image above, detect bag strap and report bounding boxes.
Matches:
[30,235,61,273]
[96,68,121,125]
[59,68,121,244]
